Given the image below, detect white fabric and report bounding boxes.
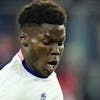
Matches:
[0,52,63,100]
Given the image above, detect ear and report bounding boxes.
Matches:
[19,33,29,47]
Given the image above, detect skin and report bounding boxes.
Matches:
[19,23,66,77]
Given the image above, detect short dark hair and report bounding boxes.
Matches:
[17,0,67,28]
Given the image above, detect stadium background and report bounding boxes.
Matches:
[0,0,100,100]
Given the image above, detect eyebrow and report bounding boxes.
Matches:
[43,34,66,42]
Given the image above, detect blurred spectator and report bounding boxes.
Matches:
[0,35,17,69]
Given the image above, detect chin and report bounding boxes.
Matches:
[42,70,53,77]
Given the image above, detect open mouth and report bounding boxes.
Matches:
[48,61,57,65]
[47,61,58,73]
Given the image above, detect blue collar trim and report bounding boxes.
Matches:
[22,60,48,78]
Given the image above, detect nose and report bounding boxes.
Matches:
[50,44,60,55]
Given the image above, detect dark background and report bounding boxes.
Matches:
[0,0,100,100]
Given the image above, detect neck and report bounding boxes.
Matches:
[22,60,48,78]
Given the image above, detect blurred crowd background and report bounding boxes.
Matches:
[0,0,100,100]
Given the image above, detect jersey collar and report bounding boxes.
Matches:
[18,49,48,78]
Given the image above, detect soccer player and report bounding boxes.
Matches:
[0,0,67,99]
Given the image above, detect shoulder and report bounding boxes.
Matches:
[0,53,21,80]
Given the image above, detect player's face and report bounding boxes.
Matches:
[21,24,66,77]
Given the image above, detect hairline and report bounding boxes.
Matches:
[20,23,65,35]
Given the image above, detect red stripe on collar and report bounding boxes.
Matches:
[18,49,24,61]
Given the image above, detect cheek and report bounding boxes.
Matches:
[38,44,49,56]
[59,46,64,55]
[32,43,49,58]
[31,38,50,58]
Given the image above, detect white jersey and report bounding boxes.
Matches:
[0,50,63,100]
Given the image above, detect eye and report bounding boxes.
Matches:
[58,41,64,46]
[43,39,51,45]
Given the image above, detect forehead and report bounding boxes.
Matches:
[40,24,66,37]
[41,24,65,29]
[41,24,65,32]
[24,24,66,39]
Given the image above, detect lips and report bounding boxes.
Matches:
[48,61,57,65]
[47,61,58,73]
